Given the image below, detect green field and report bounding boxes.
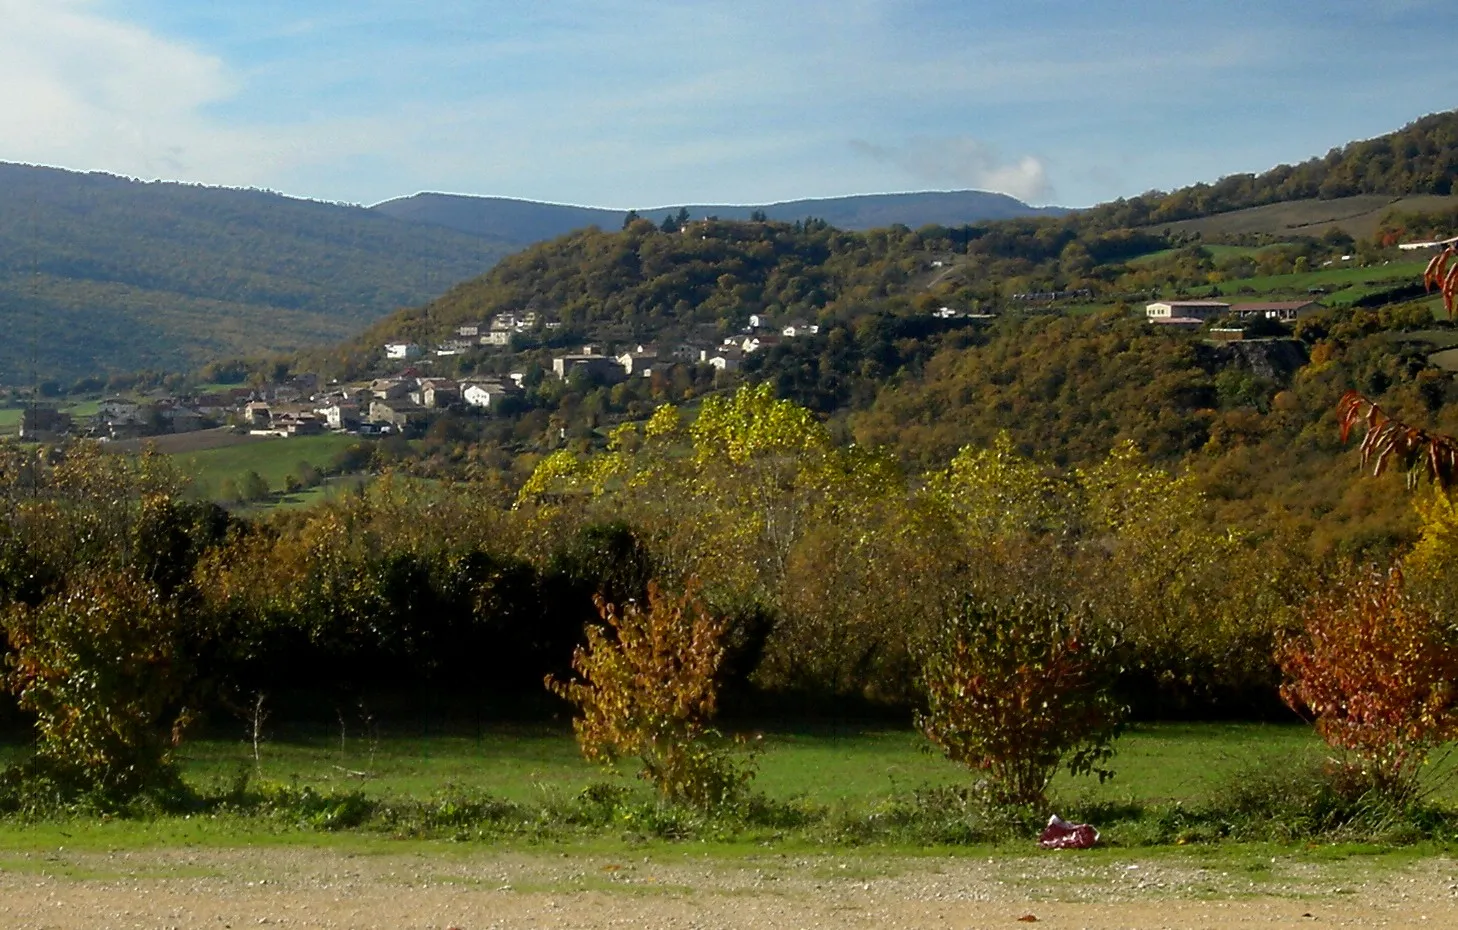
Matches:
[177,433,361,498]
[155,723,1327,806]
[1,723,1455,853]
[1186,258,1431,306]
[0,722,1380,807]
[1127,244,1277,266]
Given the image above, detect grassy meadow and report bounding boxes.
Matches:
[154,722,1450,807]
[2,722,1454,854]
[176,432,359,498]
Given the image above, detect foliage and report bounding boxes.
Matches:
[546,582,754,808]
[917,594,1125,806]
[1277,566,1458,800]
[1337,389,1458,489]
[2,570,190,795]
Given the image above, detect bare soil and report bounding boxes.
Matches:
[1,846,1456,929]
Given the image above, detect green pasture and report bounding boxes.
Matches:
[1127,244,1277,266]
[0,408,19,430]
[0,722,1361,807]
[176,433,359,498]
[3,723,1457,855]
[1202,259,1428,304]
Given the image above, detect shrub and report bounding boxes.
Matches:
[546,581,754,809]
[917,594,1124,806]
[2,570,191,795]
[1277,566,1458,801]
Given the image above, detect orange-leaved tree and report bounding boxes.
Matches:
[1277,567,1458,800]
[546,581,754,809]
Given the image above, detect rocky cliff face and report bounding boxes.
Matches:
[1199,338,1309,382]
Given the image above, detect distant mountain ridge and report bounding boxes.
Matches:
[0,163,508,383]
[370,190,1068,244]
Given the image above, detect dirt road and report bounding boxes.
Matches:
[0,845,1455,929]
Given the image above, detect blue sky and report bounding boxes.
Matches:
[2,0,1454,209]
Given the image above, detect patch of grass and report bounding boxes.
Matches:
[1212,259,1428,300]
[1429,348,1458,372]
[176,432,360,499]
[2,723,1456,852]
[1128,245,1281,266]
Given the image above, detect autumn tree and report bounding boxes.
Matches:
[918,594,1124,806]
[546,582,754,808]
[1278,567,1458,800]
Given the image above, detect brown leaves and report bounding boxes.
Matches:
[1423,246,1458,314]
[1336,390,1458,490]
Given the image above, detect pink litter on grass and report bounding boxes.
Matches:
[1038,814,1099,849]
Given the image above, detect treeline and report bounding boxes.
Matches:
[8,374,1458,797]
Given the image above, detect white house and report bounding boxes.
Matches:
[462,381,520,410]
[703,347,744,371]
[384,343,423,360]
[1144,300,1229,321]
[782,320,819,337]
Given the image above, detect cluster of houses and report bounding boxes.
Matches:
[243,371,525,436]
[1145,299,1322,328]
[385,311,563,361]
[548,315,827,383]
[14,370,530,442]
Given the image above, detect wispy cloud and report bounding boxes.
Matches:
[850,137,1052,203]
[0,0,276,183]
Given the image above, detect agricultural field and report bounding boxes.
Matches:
[174,432,363,499]
[1191,257,1432,306]
[1142,193,1458,241]
[1126,244,1277,266]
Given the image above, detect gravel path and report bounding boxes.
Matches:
[0,845,1455,929]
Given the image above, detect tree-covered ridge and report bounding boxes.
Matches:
[0,164,508,383]
[1083,110,1458,229]
[342,218,950,352]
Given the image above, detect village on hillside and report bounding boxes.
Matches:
[7,303,992,443]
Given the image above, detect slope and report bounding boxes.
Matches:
[0,164,510,384]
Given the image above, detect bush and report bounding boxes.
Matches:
[1277,566,1458,801]
[917,594,1125,806]
[546,581,755,809]
[3,570,192,796]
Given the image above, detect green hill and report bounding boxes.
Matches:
[0,164,509,384]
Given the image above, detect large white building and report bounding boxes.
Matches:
[1145,300,1229,321]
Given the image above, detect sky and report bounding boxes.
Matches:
[1,0,1454,210]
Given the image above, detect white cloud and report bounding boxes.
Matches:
[0,0,284,183]
[849,137,1053,203]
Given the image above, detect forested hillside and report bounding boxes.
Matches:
[1081,110,1458,229]
[0,164,508,383]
